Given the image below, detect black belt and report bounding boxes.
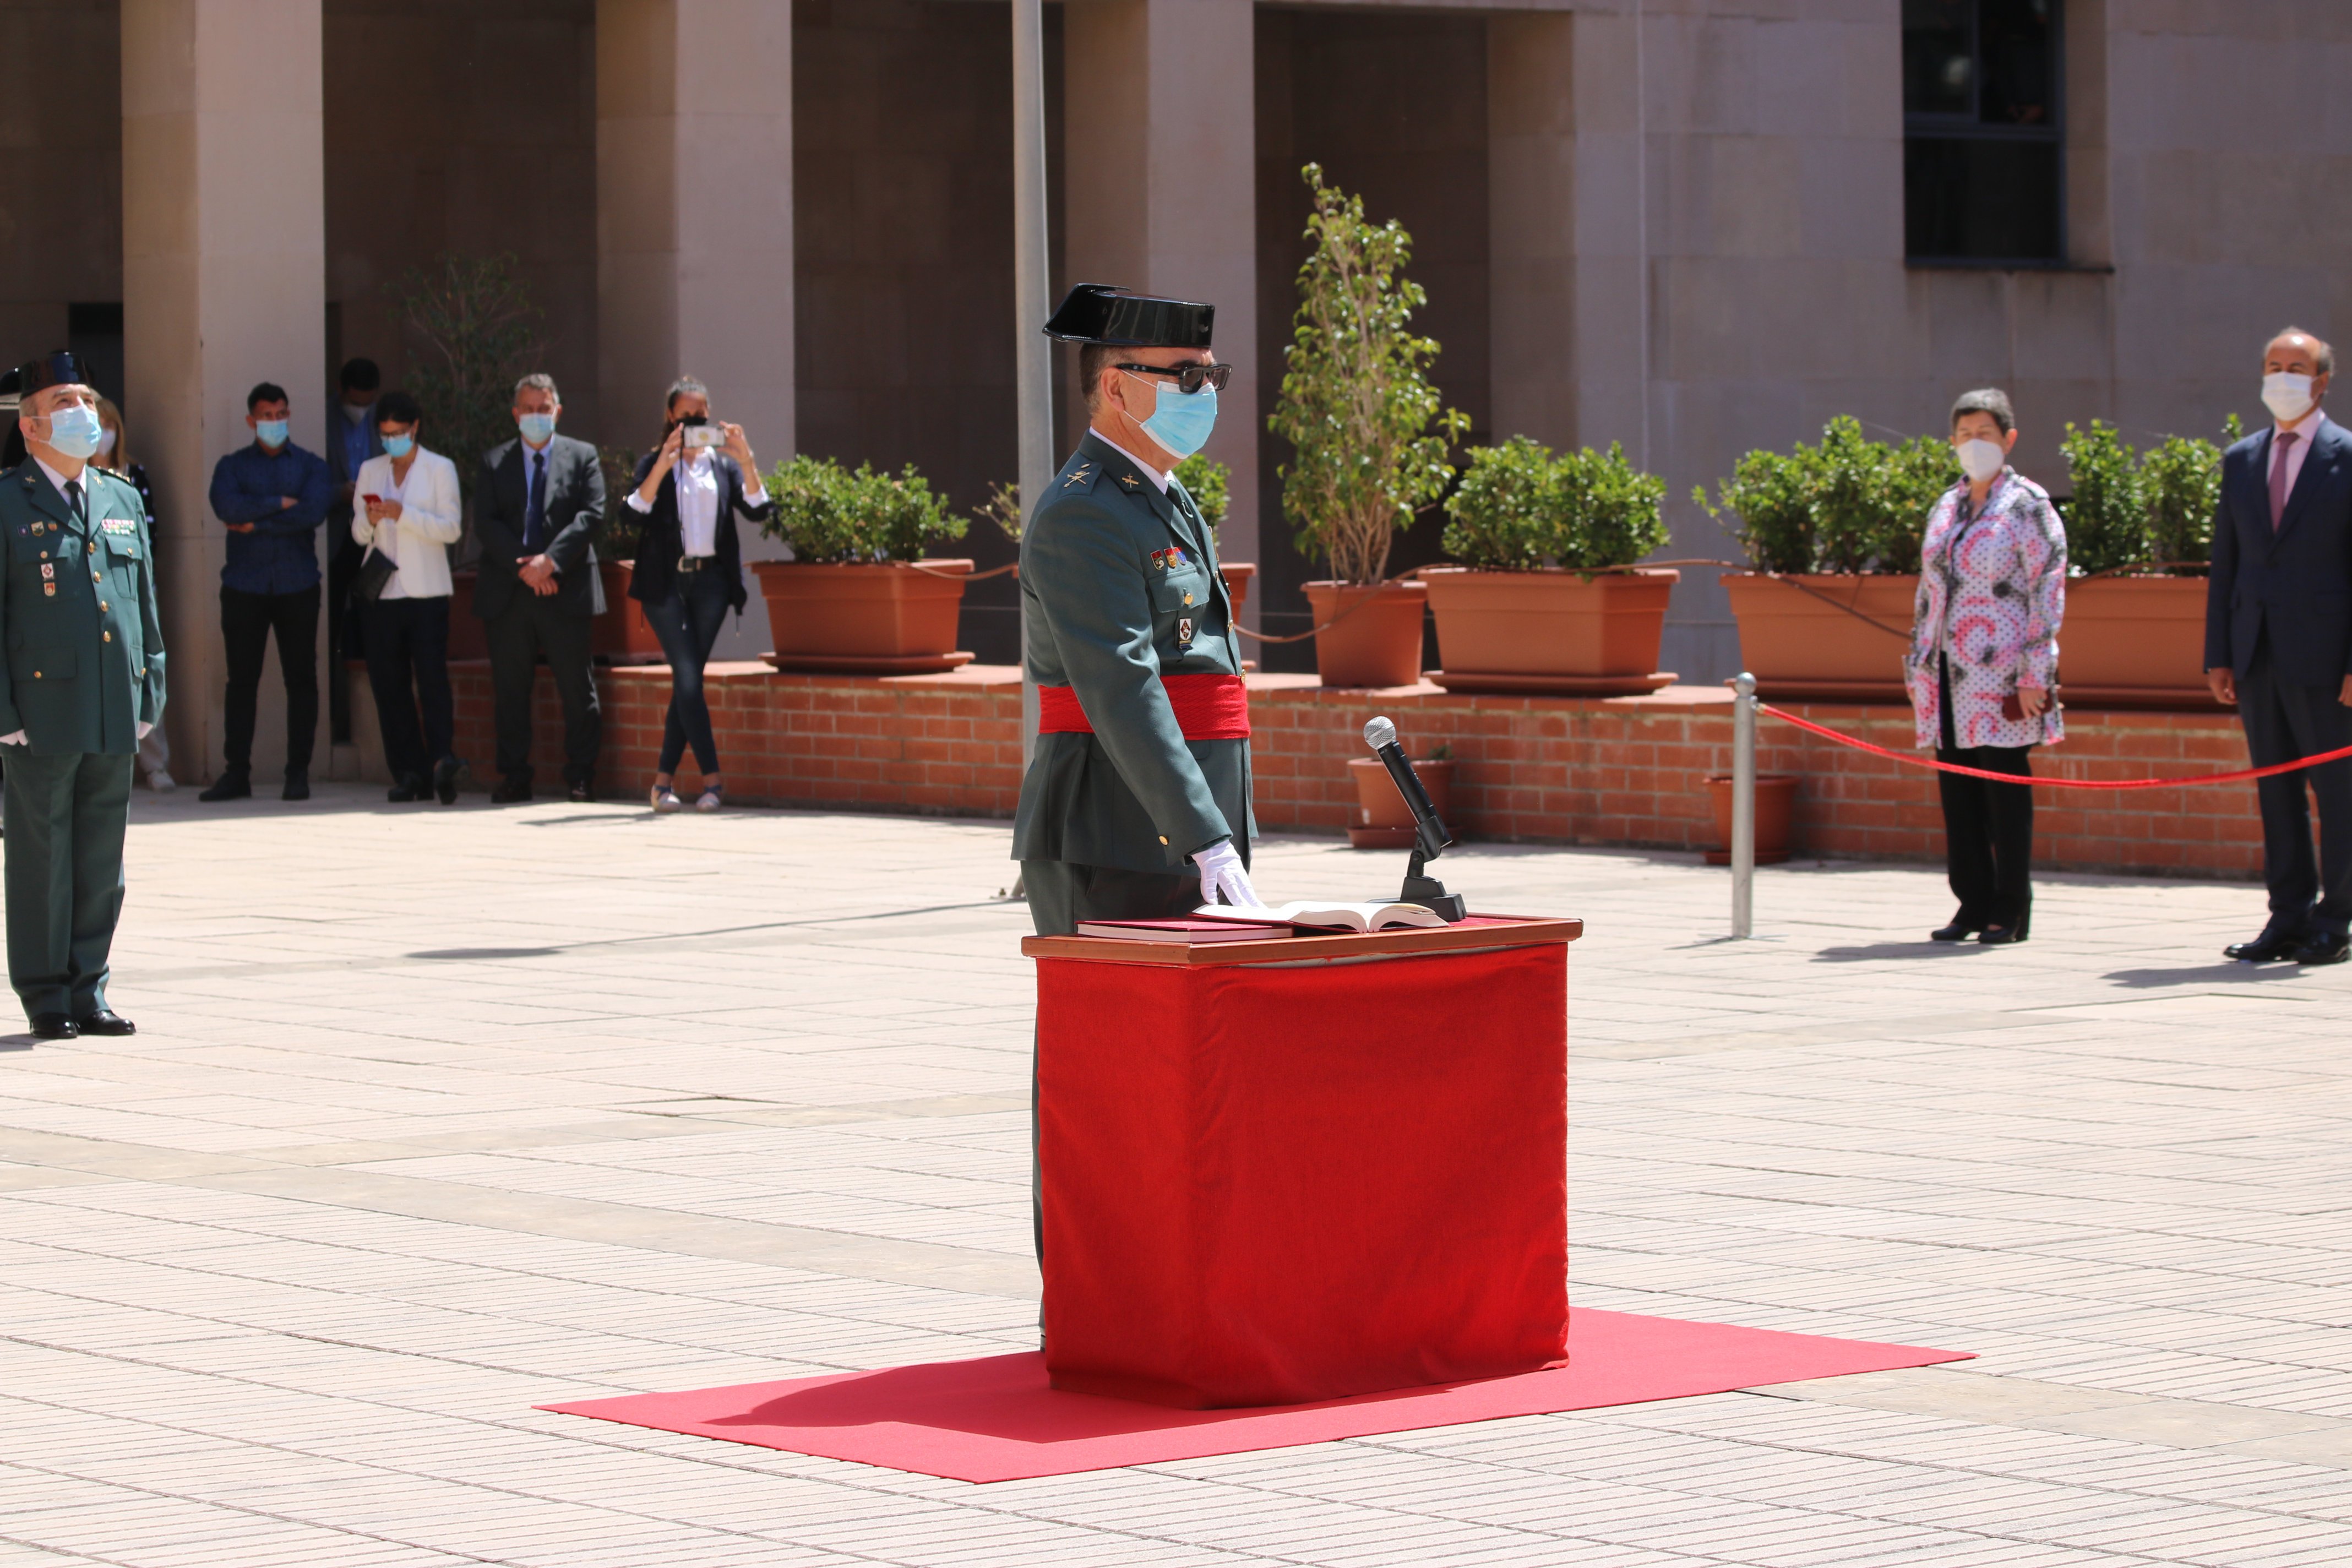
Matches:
[678,554,717,573]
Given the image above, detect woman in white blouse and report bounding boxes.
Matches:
[351,391,465,803]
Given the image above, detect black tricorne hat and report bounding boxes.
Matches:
[1043,284,1213,349]
[17,351,88,396]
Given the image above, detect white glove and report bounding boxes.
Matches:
[137,722,153,739]
[0,731,25,746]
[1192,838,1263,910]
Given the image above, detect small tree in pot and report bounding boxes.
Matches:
[1423,437,1676,693]
[752,456,976,672]
[1268,165,1468,687]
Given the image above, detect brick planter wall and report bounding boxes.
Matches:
[409,661,2262,878]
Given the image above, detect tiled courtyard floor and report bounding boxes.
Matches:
[0,783,2346,1565]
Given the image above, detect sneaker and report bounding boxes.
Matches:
[651,785,683,814]
[695,785,723,813]
[198,771,251,803]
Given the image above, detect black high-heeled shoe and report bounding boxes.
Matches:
[1930,911,1984,943]
[1979,909,2032,945]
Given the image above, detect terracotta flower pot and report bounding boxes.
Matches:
[1347,756,1457,850]
[2057,575,2212,709]
[753,558,976,674]
[1220,562,1256,612]
[447,570,489,662]
[592,560,668,664]
[1422,566,1678,695]
[1304,579,1429,689]
[1704,772,1798,865]
[1722,572,1918,700]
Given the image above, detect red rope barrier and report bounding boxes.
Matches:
[1757,703,2352,790]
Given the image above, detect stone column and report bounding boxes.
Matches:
[597,0,793,659]
[122,0,328,786]
[1063,0,1260,606]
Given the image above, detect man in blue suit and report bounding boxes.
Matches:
[2205,326,2352,964]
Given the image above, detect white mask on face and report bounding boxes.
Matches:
[2263,372,2317,424]
[1957,438,2006,483]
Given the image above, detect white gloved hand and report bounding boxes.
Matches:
[1192,838,1263,910]
[0,731,25,746]
[137,722,153,739]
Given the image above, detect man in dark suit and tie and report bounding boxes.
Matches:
[2206,326,2352,965]
[473,373,607,803]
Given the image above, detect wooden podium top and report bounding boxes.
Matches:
[1021,914,1583,968]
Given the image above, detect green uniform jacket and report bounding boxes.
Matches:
[1013,432,1254,873]
[0,461,166,756]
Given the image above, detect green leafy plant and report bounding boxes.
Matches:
[759,455,967,563]
[974,480,1023,545]
[391,254,544,498]
[1173,453,1231,531]
[1696,419,1950,574]
[2058,421,2147,575]
[1267,164,1469,584]
[2139,413,2240,571]
[1442,435,1667,573]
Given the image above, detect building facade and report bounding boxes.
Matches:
[3,0,2338,781]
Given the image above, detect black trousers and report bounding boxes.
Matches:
[1019,858,1203,1268]
[2237,643,2352,937]
[362,595,455,785]
[325,530,366,742]
[484,592,601,785]
[220,584,319,774]
[1936,743,2035,928]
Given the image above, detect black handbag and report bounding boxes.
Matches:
[355,546,398,603]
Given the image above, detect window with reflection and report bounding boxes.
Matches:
[1903,0,2063,263]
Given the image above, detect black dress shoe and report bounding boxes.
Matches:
[2293,932,2351,965]
[2225,929,2307,963]
[198,771,251,803]
[281,769,310,802]
[568,781,596,804]
[28,1014,75,1040]
[1978,922,2028,945]
[73,1010,134,1036]
[386,776,426,803]
[1930,912,1985,943]
[489,777,533,804]
[433,756,461,805]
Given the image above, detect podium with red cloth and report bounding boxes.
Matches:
[1024,915,1581,1410]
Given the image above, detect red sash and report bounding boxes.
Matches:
[1037,673,1250,740]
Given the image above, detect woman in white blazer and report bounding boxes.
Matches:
[351,391,465,803]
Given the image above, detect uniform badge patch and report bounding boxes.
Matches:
[1177,617,1195,645]
[42,584,54,597]
[40,564,53,580]
[1062,462,1095,490]
[1118,472,1141,490]
[101,519,135,535]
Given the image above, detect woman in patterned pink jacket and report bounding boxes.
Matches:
[1904,388,2066,946]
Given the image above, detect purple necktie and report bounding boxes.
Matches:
[2271,431,2299,531]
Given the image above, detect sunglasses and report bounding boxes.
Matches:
[1114,362,1232,395]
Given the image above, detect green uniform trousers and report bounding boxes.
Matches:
[1021,858,1202,1273]
[4,750,133,1020]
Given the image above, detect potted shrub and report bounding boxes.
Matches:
[2056,418,2233,709]
[1696,417,1952,700]
[1423,435,1675,694]
[1268,165,1468,688]
[754,455,974,672]
[1171,453,1255,612]
[590,445,665,663]
[1703,774,1799,865]
[1347,742,1458,849]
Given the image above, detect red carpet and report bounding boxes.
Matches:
[542,1309,1971,1482]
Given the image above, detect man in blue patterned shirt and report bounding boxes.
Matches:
[203,382,330,802]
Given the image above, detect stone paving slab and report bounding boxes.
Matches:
[0,783,2345,1564]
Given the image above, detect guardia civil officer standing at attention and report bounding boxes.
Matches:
[0,353,165,1040]
[1015,284,1264,933]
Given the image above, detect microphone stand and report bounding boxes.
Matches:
[1365,716,1468,922]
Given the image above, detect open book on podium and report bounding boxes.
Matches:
[1026,911,1582,1408]
[1031,910,1580,967]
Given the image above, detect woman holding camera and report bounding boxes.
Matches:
[626,376,772,812]
[351,391,465,804]
[1905,387,2066,946]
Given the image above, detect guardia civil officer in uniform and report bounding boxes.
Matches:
[0,352,165,1039]
[1015,283,1265,930]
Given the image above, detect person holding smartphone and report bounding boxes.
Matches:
[624,375,771,813]
[351,392,464,803]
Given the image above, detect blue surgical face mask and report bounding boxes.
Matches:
[44,404,104,461]
[517,411,557,444]
[1134,374,1217,461]
[382,432,415,459]
[254,418,290,449]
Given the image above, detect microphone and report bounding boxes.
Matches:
[1363,716,1466,922]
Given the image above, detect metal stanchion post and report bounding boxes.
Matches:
[1732,671,1756,939]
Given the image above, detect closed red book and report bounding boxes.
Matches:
[1073,918,1289,944]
